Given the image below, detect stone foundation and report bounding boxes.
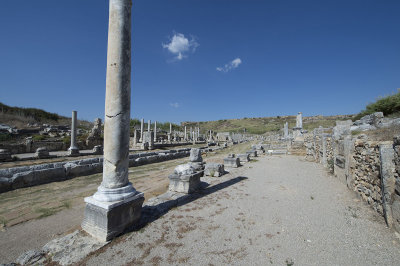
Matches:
[82,192,144,242]
[224,157,240,168]
[168,171,203,193]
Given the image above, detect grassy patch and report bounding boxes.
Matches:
[34,207,58,218]
[351,130,362,136]
[61,200,72,209]
[0,216,7,227]
[32,134,46,141]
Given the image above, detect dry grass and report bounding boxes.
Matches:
[362,124,400,141]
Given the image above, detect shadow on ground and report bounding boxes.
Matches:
[130,175,248,233]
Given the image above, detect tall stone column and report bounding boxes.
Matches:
[296,112,303,129]
[140,118,144,142]
[154,121,157,142]
[284,122,289,139]
[148,120,151,132]
[184,126,187,141]
[82,0,144,242]
[68,110,79,156]
[169,123,172,134]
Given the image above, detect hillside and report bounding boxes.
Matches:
[182,115,354,135]
[0,102,91,129]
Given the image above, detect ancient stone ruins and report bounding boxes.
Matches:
[1,1,400,265]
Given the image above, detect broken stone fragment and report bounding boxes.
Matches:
[174,164,195,176]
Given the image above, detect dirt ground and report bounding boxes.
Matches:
[0,142,252,262]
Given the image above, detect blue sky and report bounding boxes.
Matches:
[0,0,399,123]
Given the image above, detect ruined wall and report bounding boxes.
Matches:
[0,148,197,193]
[349,137,383,214]
[314,134,321,162]
[0,141,67,154]
[308,123,400,232]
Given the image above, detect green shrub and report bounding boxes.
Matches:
[61,136,71,144]
[354,91,400,120]
[0,133,11,142]
[32,135,46,141]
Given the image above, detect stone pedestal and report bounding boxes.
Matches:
[224,157,240,168]
[0,149,12,162]
[68,148,80,157]
[246,150,258,157]
[92,145,103,155]
[204,163,224,177]
[35,147,50,159]
[82,191,144,242]
[237,153,250,163]
[168,171,202,193]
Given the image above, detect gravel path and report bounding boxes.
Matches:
[84,155,400,265]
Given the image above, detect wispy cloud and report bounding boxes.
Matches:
[216,58,242,72]
[169,102,180,108]
[162,33,199,61]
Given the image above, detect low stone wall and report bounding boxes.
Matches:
[350,138,383,214]
[307,122,400,232]
[0,148,196,193]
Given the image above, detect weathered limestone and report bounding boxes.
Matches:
[68,111,79,156]
[379,144,396,228]
[92,145,103,155]
[169,123,172,134]
[82,0,144,242]
[204,163,224,177]
[168,164,202,194]
[246,150,258,157]
[154,121,157,142]
[147,120,151,132]
[142,131,154,150]
[224,157,240,168]
[35,147,50,159]
[189,148,202,162]
[132,129,140,145]
[237,153,250,163]
[140,118,144,142]
[188,148,205,172]
[86,118,103,148]
[284,122,289,139]
[184,126,187,141]
[296,112,303,129]
[0,149,12,162]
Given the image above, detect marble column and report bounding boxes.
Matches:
[154,121,157,142]
[140,118,144,142]
[184,126,187,141]
[148,120,151,132]
[284,122,289,139]
[68,111,79,156]
[82,0,144,242]
[169,123,172,134]
[296,112,303,129]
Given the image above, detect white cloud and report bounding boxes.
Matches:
[216,58,242,72]
[162,33,199,61]
[169,102,179,108]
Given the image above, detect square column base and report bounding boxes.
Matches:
[168,171,203,194]
[81,192,144,242]
[224,157,241,168]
